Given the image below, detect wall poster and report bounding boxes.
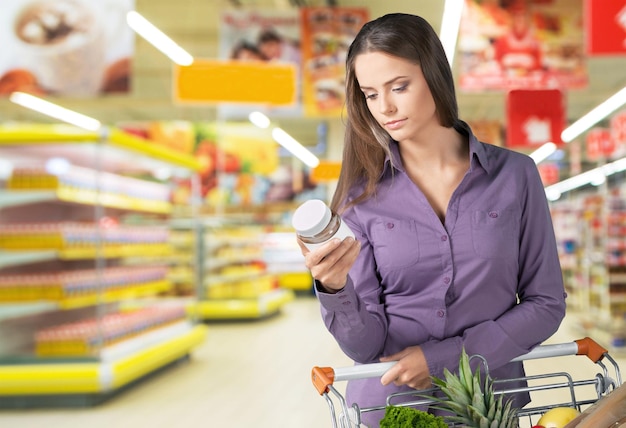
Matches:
[300,7,368,118]
[0,0,135,97]
[218,9,302,118]
[458,0,587,91]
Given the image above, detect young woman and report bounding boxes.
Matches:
[297,13,566,427]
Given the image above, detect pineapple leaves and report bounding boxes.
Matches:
[421,348,519,428]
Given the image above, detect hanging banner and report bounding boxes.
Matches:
[610,110,626,157]
[585,0,626,56]
[217,9,303,118]
[506,89,565,148]
[458,0,587,91]
[300,7,369,118]
[0,0,134,97]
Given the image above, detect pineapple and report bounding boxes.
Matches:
[429,348,519,428]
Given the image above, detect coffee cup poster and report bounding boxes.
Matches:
[458,0,587,91]
[0,0,135,97]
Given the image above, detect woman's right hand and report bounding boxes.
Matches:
[297,237,361,292]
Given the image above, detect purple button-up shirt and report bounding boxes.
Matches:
[316,123,566,426]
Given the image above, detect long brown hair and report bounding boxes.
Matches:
[330,13,460,213]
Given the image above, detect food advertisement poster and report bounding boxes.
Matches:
[300,7,368,118]
[218,9,302,118]
[125,120,321,207]
[0,0,135,97]
[458,0,587,91]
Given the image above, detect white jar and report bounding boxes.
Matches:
[292,199,355,251]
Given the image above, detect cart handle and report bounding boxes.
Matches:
[510,337,608,364]
[312,337,609,393]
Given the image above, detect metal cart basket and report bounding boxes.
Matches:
[311,337,622,428]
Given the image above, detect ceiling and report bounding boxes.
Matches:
[1,0,625,158]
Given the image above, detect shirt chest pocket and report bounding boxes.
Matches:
[471,209,517,259]
[371,219,420,271]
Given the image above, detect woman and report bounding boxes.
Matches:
[297,13,566,427]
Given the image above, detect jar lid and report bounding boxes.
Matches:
[292,199,332,237]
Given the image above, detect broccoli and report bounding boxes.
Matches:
[379,405,447,428]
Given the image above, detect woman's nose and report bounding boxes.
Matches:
[379,94,396,114]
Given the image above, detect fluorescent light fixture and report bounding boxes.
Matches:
[45,158,72,175]
[127,11,193,66]
[271,128,320,168]
[561,86,626,142]
[545,155,626,201]
[529,142,557,164]
[249,111,271,129]
[0,159,13,180]
[10,92,101,131]
[440,0,465,65]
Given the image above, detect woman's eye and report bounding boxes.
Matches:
[392,84,408,93]
[364,93,378,100]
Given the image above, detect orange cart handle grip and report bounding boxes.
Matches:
[575,336,608,363]
[312,366,335,395]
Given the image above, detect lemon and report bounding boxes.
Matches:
[537,407,580,428]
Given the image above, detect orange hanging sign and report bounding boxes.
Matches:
[174,59,297,105]
[311,161,342,182]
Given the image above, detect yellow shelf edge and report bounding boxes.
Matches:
[109,324,207,390]
[190,289,295,320]
[0,124,201,172]
[0,325,207,395]
[108,128,201,172]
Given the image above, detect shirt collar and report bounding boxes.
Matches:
[381,120,492,178]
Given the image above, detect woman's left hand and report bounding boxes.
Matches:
[379,346,432,390]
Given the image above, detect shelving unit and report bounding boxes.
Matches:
[189,221,294,320]
[0,124,207,405]
[555,188,626,353]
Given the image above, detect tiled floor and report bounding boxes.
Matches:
[0,296,623,428]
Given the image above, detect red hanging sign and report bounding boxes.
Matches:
[537,162,560,186]
[586,128,614,160]
[506,89,565,149]
[586,0,626,55]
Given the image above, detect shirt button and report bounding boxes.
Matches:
[443,277,451,284]
[437,310,445,317]
[489,211,499,218]
[440,235,448,242]
[386,222,395,229]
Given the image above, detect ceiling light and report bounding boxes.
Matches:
[545,154,626,201]
[529,142,557,164]
[127,11,193,66]
[271,128,320,168]
[10,92,101,131]
[561,86,626,142]
[248,111,271,129]
[440,0,465,65]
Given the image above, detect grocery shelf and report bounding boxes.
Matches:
[189,288,295,320]
[0,189,171,214]
[0,190,57,209]
[0,322,207,395]
[278,272,313,292]
[0,124,201,172]
[0,250,57,269]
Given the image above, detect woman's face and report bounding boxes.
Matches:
[354,51,437,142]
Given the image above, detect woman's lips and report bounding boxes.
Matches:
[384,119,406,130]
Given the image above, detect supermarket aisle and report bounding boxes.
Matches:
[0,296,353,428]
[0,297,624,428]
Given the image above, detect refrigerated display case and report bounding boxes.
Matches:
[0,123,207,406]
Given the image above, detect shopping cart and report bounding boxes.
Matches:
[311,337,622,428]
